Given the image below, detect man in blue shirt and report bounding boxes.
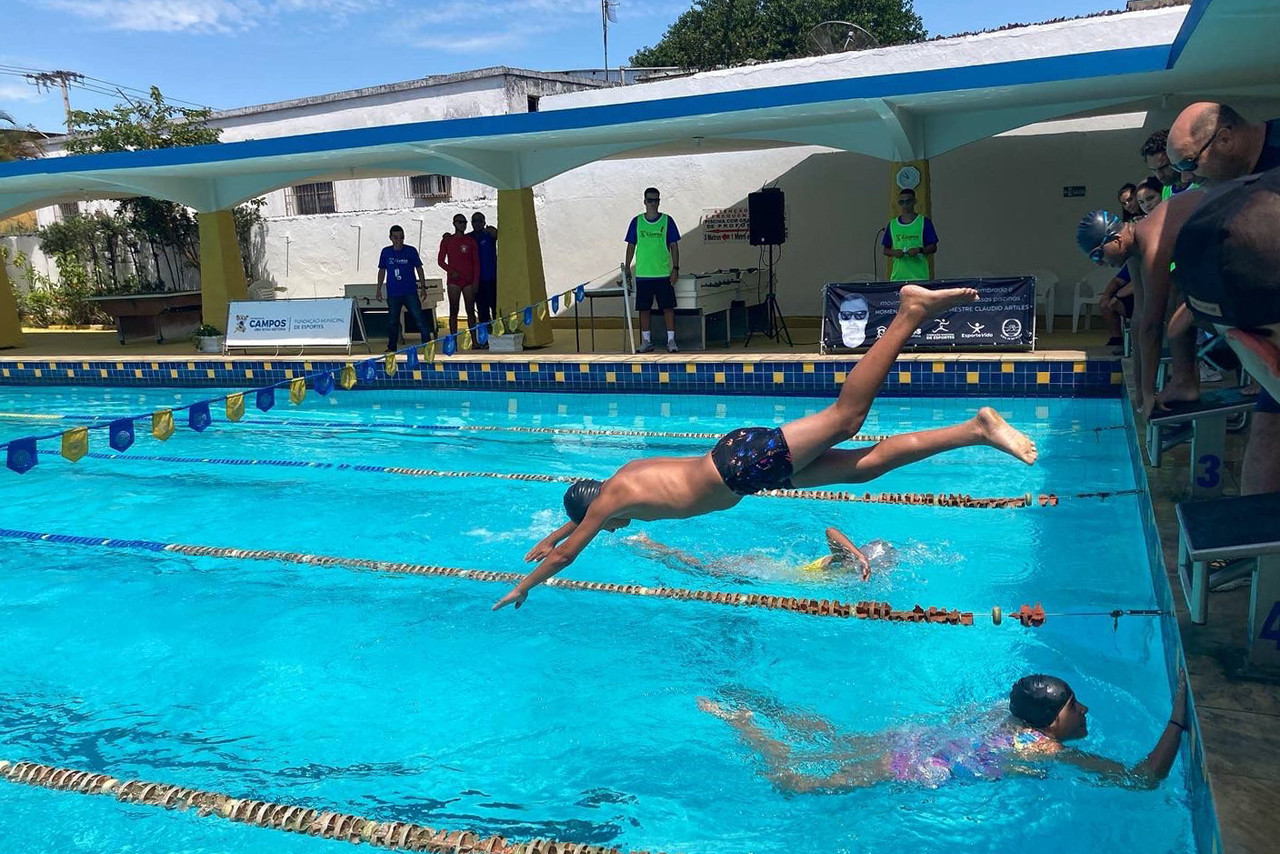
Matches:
[376,225,431,353]
[470,212,499,342]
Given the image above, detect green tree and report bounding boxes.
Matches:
[0,110,44,162]
[630,0,925,70]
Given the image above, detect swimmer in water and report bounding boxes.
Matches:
[624,527,892,581]
[496,286,1038,611]
[698,671,1188,791]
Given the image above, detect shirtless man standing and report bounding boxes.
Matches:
[493,285,1038,611]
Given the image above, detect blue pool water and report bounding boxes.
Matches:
[0,387,1191,853]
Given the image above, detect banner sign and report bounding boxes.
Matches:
[702,206,750,243]
[225,298,362,349]
[822,278,1035,351]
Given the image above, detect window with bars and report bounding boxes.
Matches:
[57,202,81,220]
[286,182,337,215]
[408,174,451,200]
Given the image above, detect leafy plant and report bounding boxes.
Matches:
[193,323,223,338]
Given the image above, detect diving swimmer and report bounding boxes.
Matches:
[495,285,1038,611]
[699,671,1189,791]
[622,527,893,581]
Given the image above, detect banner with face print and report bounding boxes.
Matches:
[822,278,1035,351]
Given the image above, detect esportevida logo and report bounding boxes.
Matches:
[1001,319,1023,340]
[235,314,248,333]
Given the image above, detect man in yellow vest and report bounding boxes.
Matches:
[882,189,937,281]
[624,187,682,353]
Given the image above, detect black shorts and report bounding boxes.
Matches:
[635,277,677,311]
[711,427,795,495]
[1119,294,1134,319]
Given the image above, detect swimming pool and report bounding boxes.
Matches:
[0,386,1193,853]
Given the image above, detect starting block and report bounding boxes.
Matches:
[1177,492,1280,673]
[1147,387,1254,497]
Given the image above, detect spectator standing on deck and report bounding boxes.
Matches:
[1136,177,1164,216]
[1141,129,1195,202]
[1166,102,1280,496]
[376,225,430,353]
[1118,183,1141,221]
[624,187,681,353]
[470,212,499,341]
[439,214,480,336]
[882,188,938,282]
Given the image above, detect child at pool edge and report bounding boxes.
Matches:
[623,527,891,581]
[698,670,1189,791]
[495,285,1038,611]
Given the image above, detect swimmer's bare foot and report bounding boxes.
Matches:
[1157,378,1201,408]
[698,697,753,724]
[974,407,1038,466]
[897,284,979,323]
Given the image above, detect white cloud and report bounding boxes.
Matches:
[44,0,391,33]
[0,83,48,103]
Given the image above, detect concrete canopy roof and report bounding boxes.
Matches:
[0,0,1272,219]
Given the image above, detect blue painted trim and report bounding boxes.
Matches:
[1167,0,1215,69]
[0,45,1172,181]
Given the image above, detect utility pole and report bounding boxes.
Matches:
[602,0,618,81]
[25,70,84,133]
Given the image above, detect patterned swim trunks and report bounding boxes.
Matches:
[710,427,795,495]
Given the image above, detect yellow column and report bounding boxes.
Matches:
[496,187,552,347]
[197,210,248,329]
[0,252,23,349]
[887,159,933,281]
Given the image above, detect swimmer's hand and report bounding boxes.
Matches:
[492,586,528,611]
[525,541,554,562]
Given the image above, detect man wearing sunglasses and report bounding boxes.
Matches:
[881,188,938,281]
[624,187,682,353]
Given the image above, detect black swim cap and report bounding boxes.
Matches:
[563,479,603,523]
[1174,167,1280,328]
[1009,674,1073,728]
[1076,210,1124,259]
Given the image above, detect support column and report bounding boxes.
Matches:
[496,187,552,347]
[0,253,23,349]
[887,159,933,281]
[197,210,248,329]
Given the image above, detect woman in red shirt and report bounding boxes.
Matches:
[439,214,480,336]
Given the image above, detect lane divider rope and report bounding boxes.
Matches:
[79,451,1137,507]
[0,760,663,854]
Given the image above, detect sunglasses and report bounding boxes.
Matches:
[840,309,868,321]
[1173,127,1223,173]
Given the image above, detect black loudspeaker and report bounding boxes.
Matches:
[748,187,786,246]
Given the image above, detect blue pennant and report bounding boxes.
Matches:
[476,323,489,346]
[524,306,534,325]
[443,334,457,356]
[188,401,212,432]
[109,418,135,452]
[359,360,378,381]
[314,371,335,396]
[6,437,38,474]
[576,284,586,301]
[406,346,419,369]
[256,387,275,412]
[550,295,559,313]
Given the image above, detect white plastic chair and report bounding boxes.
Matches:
[1071,267,1116,333]
[1028,268,1059,334]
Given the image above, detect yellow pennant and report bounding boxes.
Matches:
[507,312,521,331]
[537,302,548,320]
[384,351,398,376]
[226,393,245,422]
[424,341,436,363]
[494,316,506,335]
[290,376,307,404]
[60,427,88,463]
[152,410,174,441]
[340,363,357,390]
[461,329,473,350]
[563,289,574,309]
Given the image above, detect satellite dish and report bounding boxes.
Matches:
[808,21,880,55]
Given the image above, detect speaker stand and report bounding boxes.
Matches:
[746,244,791,347]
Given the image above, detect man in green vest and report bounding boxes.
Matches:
[624,187,682,353]
[882,189,937,281]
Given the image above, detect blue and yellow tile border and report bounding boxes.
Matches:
[0,355,1123,396]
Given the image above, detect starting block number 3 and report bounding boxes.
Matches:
[1195,453,1222,489]
[1261,602,1280,650]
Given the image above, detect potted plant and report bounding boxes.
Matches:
[193,323,225,354]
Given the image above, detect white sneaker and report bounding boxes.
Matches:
[667,341,679,353]
[637,341,654,353]
[1199,363,1223,382]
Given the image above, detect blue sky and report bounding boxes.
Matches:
[2,0,1116,133]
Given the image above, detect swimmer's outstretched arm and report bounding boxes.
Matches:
[525,521,577,562]
[493,497,617,610]
[624,533,705,569]
[825,527,871,580]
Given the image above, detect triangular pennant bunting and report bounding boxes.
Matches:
[6,437,37,474]
[340,363,357,390]
[314,371,334,396]
[61,427,88,463]
[290,376,307,404]
[256,387,275,412]
[226,393,245,422]
[151,411,173,442]
[188,401,212,432]
[110,418,135,451]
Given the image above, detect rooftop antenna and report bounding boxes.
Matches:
[602,0,619,81]
[807,21,880,55]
